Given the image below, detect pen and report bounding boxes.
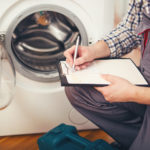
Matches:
[72,36,80,71]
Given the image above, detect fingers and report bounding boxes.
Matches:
[94,75,117,100]
[75,62,92,70]
[64,45,75,66]
[94,86,104,93]
[95,85,109,94]
[64,45,87,67]
[64,45,92,70]
[94,86,111,101]
[101,74,121,84]
[75,57,88,66]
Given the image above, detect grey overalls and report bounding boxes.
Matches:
[65,10,150,150]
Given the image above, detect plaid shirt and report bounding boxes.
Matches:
[104,0,150,58]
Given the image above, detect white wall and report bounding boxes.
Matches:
[115,0,129,18]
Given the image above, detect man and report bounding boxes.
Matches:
[64,0,150,149]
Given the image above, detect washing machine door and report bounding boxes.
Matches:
[3,4,88,82]
[0,35,16,110]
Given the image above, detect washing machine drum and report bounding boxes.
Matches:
[8,10,88,82]
[12,11,79,72]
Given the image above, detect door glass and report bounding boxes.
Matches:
[12,11,79,73]
[0,41,16,110]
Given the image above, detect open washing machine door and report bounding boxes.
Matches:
[0,34,16,110]
[10,10,85,82]
[0,0,91,82]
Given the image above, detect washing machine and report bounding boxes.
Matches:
[0,0,114,136]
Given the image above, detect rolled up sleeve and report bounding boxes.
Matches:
[104,0,143,58]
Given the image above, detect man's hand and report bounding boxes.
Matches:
[95,74,136,103]
[63,40,110,70]
[64,45,94,70]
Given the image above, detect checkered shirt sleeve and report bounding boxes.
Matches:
[103,0,148,58]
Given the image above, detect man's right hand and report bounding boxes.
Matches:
[64,45,95,70]
[63,40,111,70]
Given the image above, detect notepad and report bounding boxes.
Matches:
[58,59,148,86]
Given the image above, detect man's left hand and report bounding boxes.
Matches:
[95,74,135,103]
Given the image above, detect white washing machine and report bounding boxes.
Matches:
[0,0,114,136]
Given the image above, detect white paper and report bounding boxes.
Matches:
[60,59,148,85]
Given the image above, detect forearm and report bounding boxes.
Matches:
[104,27,141,58]
[131,86,150,105]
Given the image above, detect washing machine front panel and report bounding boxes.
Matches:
[0,0,19,20]
[0,79,98,136]
[0,0,114,136]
